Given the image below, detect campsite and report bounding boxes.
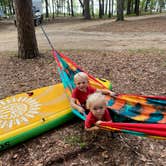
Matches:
[0,0,166,165]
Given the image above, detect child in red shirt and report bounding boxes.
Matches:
[70,72,115,114]
[85,92,112,131]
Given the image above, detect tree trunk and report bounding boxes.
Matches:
[108,0,111,17]
[134,0,140,16]
[67,0,71,16]
[8,0,13,15]
[11,0,15,15]
[78,0,84,16]
[91,0,95,17]
[127,0,132,14]
[14,0,39,59]
[70,0,74,16]
[105,0,108,15]
[45,0,49,18]
[52,0,55,19]
[84,0,91,19]
[111,0,114,16]
[116,0,124,21]
[99,0,102,18]
[101,0,104,16]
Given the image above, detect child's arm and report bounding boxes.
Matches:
[70,97,85,113]
[85,126,100,131]
[96,89,116,97]
[85,113,100,131]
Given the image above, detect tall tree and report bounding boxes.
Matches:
[70,0,74,16]
[116,0,124,21]
[108,0,111,17]
[14,0,39,59]
[111,0,114,16]
[127,0,132,14]
[45,0,49,18]
[84,0,91,19]
[135,0,140,16]
[99,0,104,18]
[78,0,84,16]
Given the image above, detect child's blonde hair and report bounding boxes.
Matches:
[86,92,106,109]
[74,72,88,82]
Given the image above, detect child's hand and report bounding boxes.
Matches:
[85,126,100,131]
[109,91,116,97]
[96,120,102,125]
[93,126,100,130]
[78,107,85,113]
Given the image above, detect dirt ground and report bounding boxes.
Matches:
[0,14,166,52]
[0,14,166,166]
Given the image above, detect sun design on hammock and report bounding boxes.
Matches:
[0,96,41,129]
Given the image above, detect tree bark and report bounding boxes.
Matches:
[111,0,114,16]
[108,0,111,17]
[14,0,39,59]
[99,0,102,18]
[45,0,49,18]
[84,0,91,19]
[134,0,140,16]
[105,0,108,15]
[70,0,74,16]
[91,0,95,17]
[116,0,124,21]
[127,0,132,14]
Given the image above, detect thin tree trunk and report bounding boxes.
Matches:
[135,0,140,16]
[91,0,95,17]
[78,0,84,16]
[108,0,111,17]
[84,0,91,19]
[52,0,55,19]
[116,0,124,21]
[11,0,15,15]
[99,0,102,18]
[14,0,39,59]
[45,0,49,18]
[67,0,71,16]
[70,0,74,16]
[101,0,104,16]
[111,0,114,16]
[8,0,13,15]
[105,0,108,15]
[127,0,132,14]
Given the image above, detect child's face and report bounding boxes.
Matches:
[75,77,88,92]
[90,101,106,119]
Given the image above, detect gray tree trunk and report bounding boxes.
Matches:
[116,0,124,21]
[45,0,49,18]
[84,0,91,19]
[14,0,39,59]
[135,0,140,16]
[70,0,74,16]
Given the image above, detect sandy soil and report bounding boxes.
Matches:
[0,14,166,166]
[0,14,166,52]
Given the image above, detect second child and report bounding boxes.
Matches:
[85,92,112,131]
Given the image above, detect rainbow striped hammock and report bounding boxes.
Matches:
[52,50,166,139]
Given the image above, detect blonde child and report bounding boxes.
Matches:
[85,92,112,131]
[70,72,116,114]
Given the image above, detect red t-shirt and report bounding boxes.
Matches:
[72,86,96,107]
[85,109,112,128]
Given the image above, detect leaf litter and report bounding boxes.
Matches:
[0,49,166,165]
